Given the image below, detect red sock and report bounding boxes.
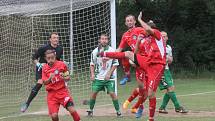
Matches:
[103,52,125,59]
[121,58,130,79]
[128,88,139,102]
[149,97,156,120]
[71,111,80,121]
[139,104,144,109]
[132,88,147,109]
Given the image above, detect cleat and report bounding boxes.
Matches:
[116,111,122,117]
[175,106,188,113]
[158,108,168,114]
[131,108,137,113]
[20,103,29,113]
[120,77,129,85]
[135,108,143,118]
[86,110,93,117]
[123,100,130,109]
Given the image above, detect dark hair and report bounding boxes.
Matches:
[49,32,59,39]
[147,20,157,29]
[125,14,136,21]
[100,33,109,38]
[45,49,56,56]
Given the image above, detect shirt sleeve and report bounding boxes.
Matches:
[152,29,161,40]
[118,34,128,49]
[42,66,49,81]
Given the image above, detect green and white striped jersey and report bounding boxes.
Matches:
[90,46,119,80]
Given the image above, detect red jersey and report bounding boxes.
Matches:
[42,61,68,91]
[140,29,166,64]
[119,27,146,55]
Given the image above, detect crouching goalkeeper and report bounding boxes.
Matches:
[87,34,121,117]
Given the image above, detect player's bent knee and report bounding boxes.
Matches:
[109,92,117,99]
[65,101,74,110]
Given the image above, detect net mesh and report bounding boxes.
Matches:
[0,0,115,114]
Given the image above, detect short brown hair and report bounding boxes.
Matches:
[125,14,136,21]
[49,32,59,38]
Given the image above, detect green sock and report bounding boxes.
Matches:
[160,93,170,109]
[112,99,120,112]
[168,92,180,109]
[89,99,96,111]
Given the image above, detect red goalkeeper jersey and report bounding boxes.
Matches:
[42,61,68,91]
[119,27,146,55]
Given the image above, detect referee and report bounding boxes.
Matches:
[21,32,63,112]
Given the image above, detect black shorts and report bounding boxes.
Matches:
[35,66,42,81]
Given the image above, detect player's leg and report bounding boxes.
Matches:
[165,70,188,113]
[120,58,131,85]
[147,64,164,121]
[123,88,139,110]
[100,51,134,62]
[21,67,43,112]
[158,76,170,114]
[106,81,121,117]
[66,102,81,121]
[87,79,103,116]
[47,92,60,121]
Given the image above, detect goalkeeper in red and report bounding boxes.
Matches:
[87,34,121,117]
[99,12,166,121]
[42,49,80,121]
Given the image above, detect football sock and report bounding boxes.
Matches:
[70,111,81,121]
[89,99,96,111]
[121,58,131,79]
[139,104,144,109]
[26,83,42,105]
[160,93,170,109]
[149,97,156,119]
[102,52,125,59]
[112,99,120,112]
[128,88,139,102]
[168,92,180,109]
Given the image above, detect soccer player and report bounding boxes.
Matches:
[42,49,80,121]
[158,31,188,114]
[21,32,63,112]
[87,34,121,117]
[99,12,166,121]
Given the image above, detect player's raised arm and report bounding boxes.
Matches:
[138,12,160,40]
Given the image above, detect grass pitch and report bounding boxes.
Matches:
[0,78,215,121]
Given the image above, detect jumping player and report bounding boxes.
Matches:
[21,32,63,112]
[158,31,188,114]
[42,49,80,121]
[87,34,121,117]
[99,12,166,121]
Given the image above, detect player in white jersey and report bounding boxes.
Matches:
[158,31,188,114]
[87,34,121,117]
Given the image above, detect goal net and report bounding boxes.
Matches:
[0,0,117,115]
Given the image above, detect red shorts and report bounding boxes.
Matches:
[47,88,73,115]
[135,67,147,83]
[144,64,164,92]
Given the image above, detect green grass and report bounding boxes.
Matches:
[0,78,215,121]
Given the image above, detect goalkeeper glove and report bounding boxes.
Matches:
[36,63,44,71]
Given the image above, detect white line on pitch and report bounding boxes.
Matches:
[1,90,215,120]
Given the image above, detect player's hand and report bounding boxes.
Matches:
[138,11,143,21]
[90,74,95,81]
[105,73,111,80]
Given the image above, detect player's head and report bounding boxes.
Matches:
[125,14,136,29]
[49,32,59,47]
[99,33,109,47]
[147,20,157,29]
[45,49,56,66]
[161,31,168,43]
